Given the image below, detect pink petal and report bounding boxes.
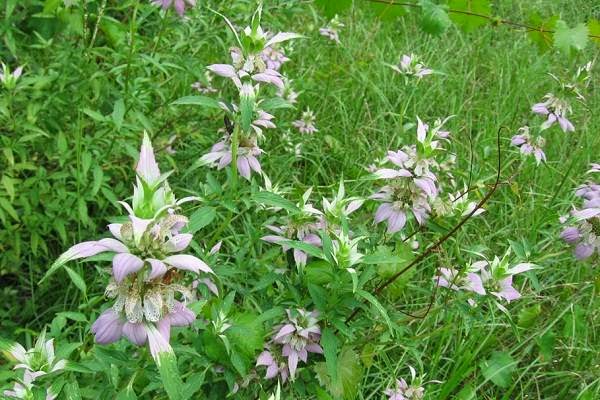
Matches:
[112,253,144,283]
[163,254,213,274]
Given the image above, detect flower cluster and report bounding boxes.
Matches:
[319,15,344,44]
[436,250,535,307]
[292,107,318,135]
[203,8,300,180]
[384,366,426,400]
[153,0,196,17]
[54,134,213,359]
[389,54,433,79]
[371,117,453,233]
[262,189,324,268]
[510,126,546,164]
[1,331,66,399]
[0,61,23,90]
[560,163,600,260]
[532,93,574,133]
[256,309,323,382]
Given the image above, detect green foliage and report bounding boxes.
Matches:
[315,0,353,18]
[448,0,492,32]
[419,0,452,35]
[316,346,363,399]
[479,351,516,388]
[527,13,558,51]
[553,21,589,56]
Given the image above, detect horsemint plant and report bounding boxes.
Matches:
[198,4,301,184]
[41,133,213,399]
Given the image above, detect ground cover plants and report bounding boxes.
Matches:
[0,0,599,399]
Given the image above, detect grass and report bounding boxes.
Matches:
[1,0,599,398]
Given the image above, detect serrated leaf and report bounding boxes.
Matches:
[253,191,299,213]
[553,20,588,56]
[589,19,600,46]
[367,0,407,20]
[448,0,491,32]
[321,328,340,383]
[517,304,541,328]
[171,95,221,109]
[419,0,451,35]
[183,207,216,234]
[156,352,185,400]
[536,330,554,362]
[479,351,516,388]
[527,14,558,51]
[315,0,352,18]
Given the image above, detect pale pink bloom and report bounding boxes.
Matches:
[256,349,289,383]
[532,93,574,133]
[561,206,600,260]
[319,15,344,44]
[153,0,196,17]
[200,134,263,180]
[0,62,23,87]
[390,54,433,79]
[292,108,318,134]
[261,46,290,72]
[511,126,546,164]
[435,267,485,295]
[384,366,426,400]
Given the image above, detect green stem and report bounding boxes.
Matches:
[151,10,169,57]
[230,124,240,193]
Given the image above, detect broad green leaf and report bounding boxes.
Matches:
[456,384,477,400]
[316,346,363,399]
[419,0,451,35]
[321,328,340,383]
[315,0,352,18]
[589,19,600,46]
[156,352,185,400]
[171,95,222,109]
[527,14,558,51]
[367,0,407,21]
[112,99,125,131]
[536,330,554,362]
[64,266,87,295]
[253,191,299,213]
[448,0,491,32]
[553,20,588,56]
[356,289,394,335]
[479,351,516,388]
[517,304,541,328]
[183,207,216,234]
[260,97,295,111]
[0,197,19,221]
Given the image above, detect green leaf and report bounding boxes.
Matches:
[64,266,86,295]
[356,289,394,335]
[321,328,340,383]
[448,0,491,32]
[479,351,516,388]
[171,95,222,109]
[456,384,477,400]
[536,330,555,362]
[589,19,600,46]
[419,0,451,35]
[315,0,352,18]
[112,99,125,131]
[281,240,324,259]
[527,14,558,51]
[517,304,541,328]
[0,197,19,221]
[367,0,407,20]
[260,97,295,111]
[156,352,185,400]
[553,20,589,56]
[183,207,216,234]
[316,346,363,399]
[253,191,299,213]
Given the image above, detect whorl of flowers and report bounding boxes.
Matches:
[261,188,324,268]
[560,163,600,260]
[292,107,318,135]
[389,54,433,79]
[384,366,426,400]
[435,250,535,307]
[319,15,344,44]
[532,93,574,133]
[511,126,546,164]
[204,6,300,180]
[256,309,323,382]
[371,116,452,233]
[0,61,23,89]
[153,0,196,17]
[1,331,65,399]
[52,133,211,358]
